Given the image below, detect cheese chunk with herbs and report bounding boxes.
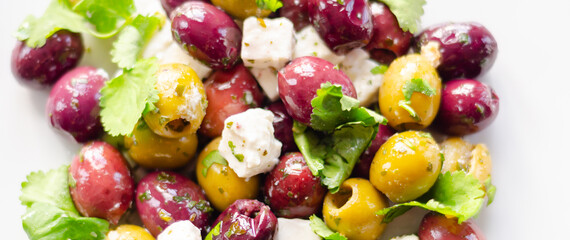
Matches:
[250,67,279,101]
[157,220,201,240]
[274,218,320,240]
[241,17,295,69]
[294,26,345,65]
[341,48,385,106]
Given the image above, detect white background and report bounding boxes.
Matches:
[1,0,570,239]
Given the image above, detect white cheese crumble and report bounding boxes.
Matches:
[390,235,420,240]
[294,26,345,65]
[155,73,206,123]
[157,220,201,240]
[241,17,295,69]
[420,41,442,68]
[250,67,280,101]
[218,108,282,178]
[274,218,320,240]
[340,48,384,106]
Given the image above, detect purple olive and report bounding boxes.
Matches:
[161,0,209,16]
[281,0,310,31]
[415,22,498,81]
[11,30,83,88]
[278,56,357,125]
[266,101,297,153]
[434,79,499,136]
[418,212,486,240]
[136,171,213,236]
[307,0,373,54]
[171,2,242,70]
[365,2,413,65]
[352,124,395,178]
[46,66,107,143]
[210,199,277,240]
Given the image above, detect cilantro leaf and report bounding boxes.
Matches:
[398,78,436,120]
[309,215,348,240]
[377,0,426,33]
[99,58,160,136]
[20,165,109,240]
[111,14,164,69]
[377,171,486,224]
[201,150,228,177]
[72,0,135,34]
[370,65,388,75]
[204,221,222,240]
[484,177,497,205]
[256,0,283,12]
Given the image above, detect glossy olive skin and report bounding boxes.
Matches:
[11,30,83,88]
[379,54,442,131]
[171,2,242,70]
[441,138,492,185]
[278,56,357,125]
[161,0,209,16]
[434,79,499,136]
[418,212,486,240]
[365,3,413,65]
[370,131,441,203]
[136,171,213,236]
[144,64,207,138]
[106,225,155,240]
[266,101,297,153]
[200,64,264,138]
[69,142,134,225]
[308,0,373,54]
[196,138,260,212]
[322,178,388,240]
[352,124,395,178]
[210,199,278,240]
[415,22,498,81]
[264,152,326,218]
[281,0,310,31]
[46,66,107,143]
[124,120,198,169]
[211,0,271,20]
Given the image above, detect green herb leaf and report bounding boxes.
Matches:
[73,0,135,34]
[205,221,223,240]
[377,0,426,33]
[99,58,160,136]
[309,215,347,240]
[202,150,228,177]
[111,14,164,69]
[376,171,486,224]
[484,177,496,205]
[370,65,388,75]
[256,0,283,12]
[398,78,436,120]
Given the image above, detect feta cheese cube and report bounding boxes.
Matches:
[157,220,201,240]
[341,48,385,106]
[250,67,280,101]
[294,26,345,65]
[241,17,295,69]
[390,235,420,240]
[274,218,320,240]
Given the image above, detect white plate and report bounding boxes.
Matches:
[1,0,569,239]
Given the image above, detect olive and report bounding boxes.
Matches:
[69,142,134,225]
[370,131,441,203]
[106,225,155,240]
[415,22,498,81]
[434,79,499,136]
[124,120,199,169]
[278,56,356,125]
[196,137,260,212]
[418,212,486,240]
[161,0,209,16]
[379,54,442,131]
[210,199,278,240]
[11,30,83,88]
[441,137,492,184]
[171,2,242,70]
[143,64,207,138]
[266,101,297,153]
[46,66,107,143]
[352,124,395,179]
[322,178,388,240]
[210,0,271,20]
[281,0,310,31]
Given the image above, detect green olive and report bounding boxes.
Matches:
[106,225,155,240]
[124,120,198,169]
[379,54,442,131]
[370,131,441,203]
[211,0,271,20]
[441,137,492,184]
[322,178,388,240]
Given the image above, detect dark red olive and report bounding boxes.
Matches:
[266,101,297,153]
[210,199,277,240]
[418,212,486,240]
[11,30,83,88]
[281,0,310,31]
[352,124,395,178]
[161,0,209,16]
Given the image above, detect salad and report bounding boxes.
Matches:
[11,0,500,239]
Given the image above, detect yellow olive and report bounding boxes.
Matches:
[106,225,155,240]
[441,137,492,184]
[196,137,260,211]
[370,131,441,203]
[124,120,198,169]
[211,0,271,20]
[144,63,207,138]
[379,54,442,131]
[322,178,388,240]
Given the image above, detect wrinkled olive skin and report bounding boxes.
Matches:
[418,212,486,240]
[136,171,213,236]
[11,30,83,88]
[106,225,155,240]
[46,66,107,143]
[143,64,207,138]
[266,101,297,153]
[441,137,492,185]
[161,0,209,16]
[210,199,278,240]
[322,178,388,240]
[124,120,198,169]
[211,0,271,20]
[171,2,242,70]
[352,124,395,179]
[415,22,498,81]
[434,79,499,136]
[69,142,134,225]
[379,54,442,131]
[281,0,310,31]
[365,3,413,65]
[370,131,441,203]
[263,152,326,218]
[196,138,260,212]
